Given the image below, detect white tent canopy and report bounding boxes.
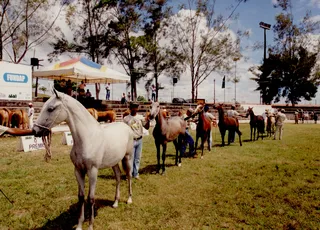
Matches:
[32,57,130,84]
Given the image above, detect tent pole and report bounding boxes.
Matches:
[112,79,113,101]
[76,74,79,100]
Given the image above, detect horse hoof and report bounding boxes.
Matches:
[161,171,166,176]
[178,163,181,167]
[127,197,132,204]
[88,226,93,230]
[112,200,119,208]
[200,156,203,159]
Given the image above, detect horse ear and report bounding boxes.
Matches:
[52,87,60,99]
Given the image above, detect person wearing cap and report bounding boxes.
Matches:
[123,102,150,180]
[204,105,216,149]
[28,103,34,129]
[274,109,287,140]
[181,108,196,157]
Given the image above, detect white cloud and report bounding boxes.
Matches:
[271,0,278,5]
[310,0,320,8]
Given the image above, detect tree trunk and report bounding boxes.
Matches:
[155,74,158,102]
[95,83,100,100]
[0,26,2,60]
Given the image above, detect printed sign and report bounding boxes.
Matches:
[17,135,45,152]
[61,132,73,145]
[0,61,32,101]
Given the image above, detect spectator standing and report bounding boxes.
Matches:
[28,103,34,129]
[151,84,156,102]
[105,83,111,100]
[121,93,126,104]
[123,102,150,180]
[127,92,131,101]
[314,111,318,124]
[226,105,240,143]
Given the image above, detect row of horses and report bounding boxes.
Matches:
[29,90,274,230]
[0,108,29,129]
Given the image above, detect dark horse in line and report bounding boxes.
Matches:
[149,102,186,175]
[246,107,265,141]
[192,104,211,159]
[214,104,242,147]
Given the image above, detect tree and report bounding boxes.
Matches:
[38,86,47,95]
[250,0,320,105]
[0,0,64,63]
[169,0,248,102]
[103,0,146,101]
[49,0,117,99]
[140,0,184,101]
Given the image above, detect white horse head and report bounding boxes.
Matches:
[33,88,68,137]
[149,101,160,120]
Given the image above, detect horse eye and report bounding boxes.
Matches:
[48,107,55,112]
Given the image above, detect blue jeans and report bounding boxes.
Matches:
[181,129,194,156]
[106,90,110,100]
[130,138,143,178]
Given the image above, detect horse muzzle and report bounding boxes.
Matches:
[32,125,50,137]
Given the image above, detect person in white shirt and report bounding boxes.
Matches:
[274,109,287,140]
[204,105,216,149]
[123,102,150,180]
[226,105,244,142]
[28,103,34,129]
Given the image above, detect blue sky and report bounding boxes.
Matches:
[29,0,320,104]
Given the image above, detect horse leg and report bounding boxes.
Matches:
[173,139,181,166]
[87,166,98,230]
[200,136,205,159]
[236,128,242,146]
[156,142,161,174]
[75,168,86,230]
[122,156,133,204]
[220,130,225,147]
[161,143,167,175]
[111,164,121,208]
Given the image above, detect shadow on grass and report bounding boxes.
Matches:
[34,198,113,230]
[140,163,177,175]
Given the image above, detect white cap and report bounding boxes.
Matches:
[29,102,33,105]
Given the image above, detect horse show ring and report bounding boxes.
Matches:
[1,99,320,229]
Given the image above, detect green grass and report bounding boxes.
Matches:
[0,124,319,229]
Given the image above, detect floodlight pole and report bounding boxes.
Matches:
[259,21,271,104]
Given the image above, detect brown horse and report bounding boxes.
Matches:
[149,102,186,174]
[87,108,98,120]
[0,108,11,127]
[10,109,29,129]
[266,111,276,137]
[97,110,116,123]
[192,104,211,159]
[246,107,265,141]
[214,104,242,147]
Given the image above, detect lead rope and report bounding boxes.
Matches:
[34,100,64,162]
[42,130,52,162]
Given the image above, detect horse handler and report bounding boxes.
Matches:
[274,109,287,140]
[123,102,150,180]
